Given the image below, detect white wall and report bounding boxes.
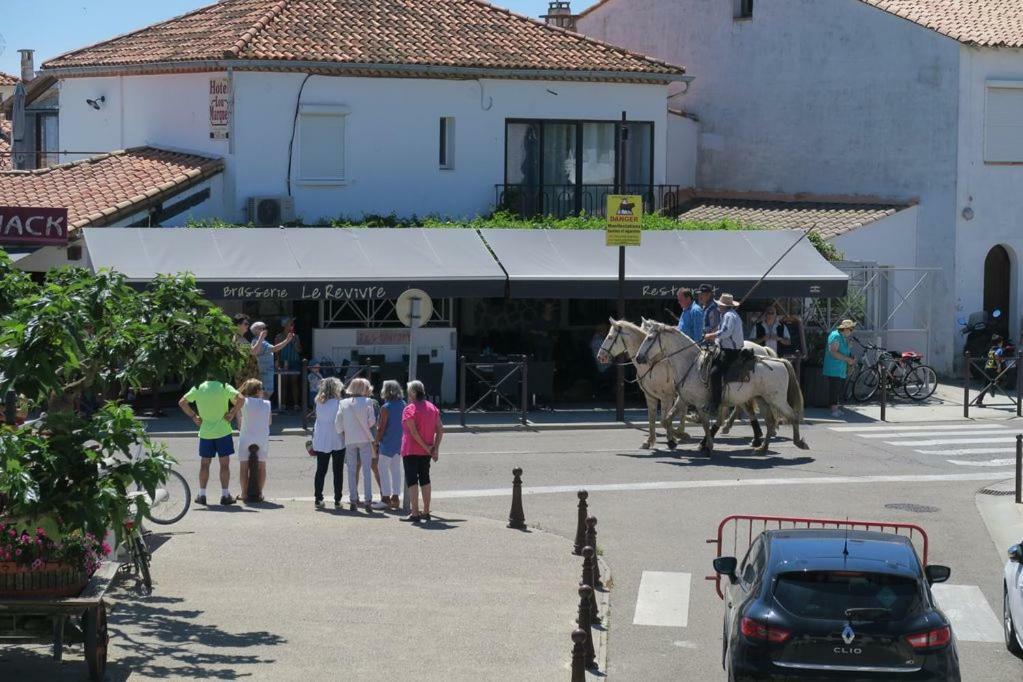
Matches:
[57,72,672,223]
[577,0,961,371]
[666,111,697,187]
[955,46,1023,344]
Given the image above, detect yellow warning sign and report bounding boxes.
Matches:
[606,195,643,246]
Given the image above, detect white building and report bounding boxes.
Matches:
[575,0,1023,372]
[40,0,687,226]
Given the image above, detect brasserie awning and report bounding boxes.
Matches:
[82,227,508,300]
[478,229,848,299]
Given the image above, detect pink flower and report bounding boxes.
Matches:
[30,559,43,570]
[14,549,22,556]
[101,543,112,555]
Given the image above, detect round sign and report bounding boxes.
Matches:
[395,289,433,328]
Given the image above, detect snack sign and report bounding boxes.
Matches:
[605,195,642,246]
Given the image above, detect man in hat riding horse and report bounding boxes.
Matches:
[702,292,744,415]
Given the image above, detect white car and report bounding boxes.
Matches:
[1005,540,1023,656]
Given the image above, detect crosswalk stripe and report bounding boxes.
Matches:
[633,571,691,627]
[946,458,1015,467]
[859,428,1008,439]
[918,447,1017,456]
[829,424,1007,433]
[886,436,1018,447]
[931,585,1004,643]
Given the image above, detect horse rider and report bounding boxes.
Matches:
[702,292,744,415]
[677,288,704,341]
[696,283,721,337]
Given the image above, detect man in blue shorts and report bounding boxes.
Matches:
[178,380,245,505]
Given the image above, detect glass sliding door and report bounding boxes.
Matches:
[621,122,652,189]
[504,122,541,216]
[541,122,578,217]
[581,122,616,215]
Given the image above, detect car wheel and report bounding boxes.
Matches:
[1005,585,1023,657]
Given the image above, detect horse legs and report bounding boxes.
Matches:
[758,397,778,439]
[642,394,657,449]
[720,406,739,435]
[673,399,690,441]
[749,409,765,450]
[763,395,809,450]
[662,398,679,450]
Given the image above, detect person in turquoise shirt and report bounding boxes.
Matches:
[823,319,857,417]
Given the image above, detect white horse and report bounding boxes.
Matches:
[596,319,686,449]
[636,321,808,454]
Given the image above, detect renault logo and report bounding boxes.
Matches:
[841,624,856,645]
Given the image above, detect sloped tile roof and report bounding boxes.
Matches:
[0,72,18,86]
[860,0,1023,47]
[677,195,912,239]
[43,0,685,81]
[0,147,223,230]
[0,120,10,172]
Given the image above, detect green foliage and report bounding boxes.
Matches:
[0,251,35,318]
[806,231,844,262]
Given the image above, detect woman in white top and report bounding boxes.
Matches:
[312,377,345,508]
[336,377,377,511]
[237,379,272,502]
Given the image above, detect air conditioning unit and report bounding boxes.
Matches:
[246,196,295,226]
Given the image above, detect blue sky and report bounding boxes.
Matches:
[0,0,559,77]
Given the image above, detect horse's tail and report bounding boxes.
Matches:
[782,358,804,423]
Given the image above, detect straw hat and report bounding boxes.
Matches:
[714,293,740,308]
[836,319,857,330]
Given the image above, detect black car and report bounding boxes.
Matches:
[713,529,960,680]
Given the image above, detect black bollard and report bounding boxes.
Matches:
[585,516,602,589]
[508,467,526,529]
[571,628,588,682]
[581,546,600,623]
[573,490,589,555]
[576,584,596,670]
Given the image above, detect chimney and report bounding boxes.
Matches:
[18,49,34,83]
[542,1,576,31]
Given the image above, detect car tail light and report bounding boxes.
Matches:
[905,626,951,650]
[740,616,792,643]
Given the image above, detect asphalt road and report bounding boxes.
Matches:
[157,416,1023,681]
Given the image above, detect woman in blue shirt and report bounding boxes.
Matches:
[373,380,408,510]
[823,319,857,417]
[249,321,295,403]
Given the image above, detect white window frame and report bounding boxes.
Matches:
[439,116,455,170]
[984,80,1023,164]
[298,104,350,185]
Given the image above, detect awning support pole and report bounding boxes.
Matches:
[616,110,626,423]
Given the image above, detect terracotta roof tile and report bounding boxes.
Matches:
[0,147,223,230]
[0,72,18,86]
[0,120,10,172]
[677,195,912,239]
[43,0,684,80]
[859,0,1023,47]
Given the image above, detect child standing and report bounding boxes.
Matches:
[307,363,324,409]
[976,334,1007,408]
[336,377,377,511]
[311,377,345,508]
[237,379,272,502]
[374,380,407,510]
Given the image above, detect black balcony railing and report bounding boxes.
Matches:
[495,184,682,220]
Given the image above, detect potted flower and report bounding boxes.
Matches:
[0,524,110,598]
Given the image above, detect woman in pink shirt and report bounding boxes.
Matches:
[400,380,443,523]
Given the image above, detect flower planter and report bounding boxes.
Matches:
[0,561,88,599]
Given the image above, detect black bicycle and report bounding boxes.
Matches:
[851,343,938,402]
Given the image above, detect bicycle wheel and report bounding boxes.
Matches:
[844,367,860,401]
[852,367,881,402]
[903,364,938,401]
[143,469,191,525]
[133,534,153,595]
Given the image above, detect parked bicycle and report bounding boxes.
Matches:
[850,341,938,402]
[120,516,152,595]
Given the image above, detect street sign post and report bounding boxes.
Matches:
[607,193,642,422]
[395,288,433,382]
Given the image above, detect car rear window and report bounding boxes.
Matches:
[774,571,922,620]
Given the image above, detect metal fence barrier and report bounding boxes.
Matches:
[459,355,528,427]
[962,350,1022,419]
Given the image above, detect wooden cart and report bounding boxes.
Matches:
[0,561,119,680]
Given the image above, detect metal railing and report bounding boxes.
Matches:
[706,514,930,599]
[962,342,1022,419]
[459,355,528,427]
[494,184,681,219]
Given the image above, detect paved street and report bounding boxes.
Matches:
[4,414,1023,680]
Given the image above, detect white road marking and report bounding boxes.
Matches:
[946,458,1016,467]
[829,424,1007,433]
[931,584,1004,643]
[885,436,1019,447]
[859,428,1008,439]
[919,447,1017,456]
[633,571,691,627]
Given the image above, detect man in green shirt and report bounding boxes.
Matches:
[178,380,245,505]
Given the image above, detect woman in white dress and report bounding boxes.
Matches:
[311,377,345,508]
[237,379,272,502]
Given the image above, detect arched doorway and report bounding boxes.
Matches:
[983,245,1011,315]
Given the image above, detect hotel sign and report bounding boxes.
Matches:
[209,78,230,140]
[0,206,69,246]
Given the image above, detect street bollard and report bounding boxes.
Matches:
[570,628,588,682]
[879,367,887,423]
[585,516,602,588]
[581,547,600,623]
[1016,435,1022,505]
[3,390,16,425]
[1017,338,1022,418]
[963,352,971,419]
[576,584,597,670]
[573,490,589,556]
[508,468,526,530]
